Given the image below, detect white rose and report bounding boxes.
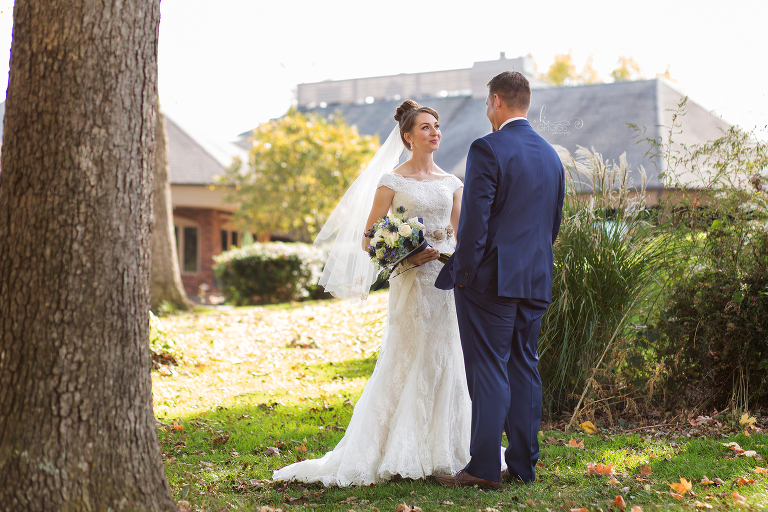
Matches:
[383,230,399,247]
[397,223,412,237]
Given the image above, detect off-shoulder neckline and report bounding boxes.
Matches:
[386,173,458,183]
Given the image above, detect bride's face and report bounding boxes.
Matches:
[407,113,440,153]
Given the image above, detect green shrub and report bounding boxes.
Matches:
[213,242,327,305]
[658,218,768,409]
[636,105,768,410]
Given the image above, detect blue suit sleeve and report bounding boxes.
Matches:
[453,137,498,287]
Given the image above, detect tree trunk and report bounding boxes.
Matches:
[0,1,177,511]
[151,103,193,311]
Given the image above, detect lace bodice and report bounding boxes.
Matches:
[377,173,463,240]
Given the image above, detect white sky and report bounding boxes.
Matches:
[0,0,766,146]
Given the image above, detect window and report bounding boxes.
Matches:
[221,229,229,252]
[174,218,199,274]
[220,228,240,252]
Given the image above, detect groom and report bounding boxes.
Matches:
[435,71,564,487]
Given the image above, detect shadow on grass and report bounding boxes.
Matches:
[156,363,768,511]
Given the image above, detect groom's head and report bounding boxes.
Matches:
[486,71,531,131]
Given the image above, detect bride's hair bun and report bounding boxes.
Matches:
[394,100,419,123]
[394,100,439,149]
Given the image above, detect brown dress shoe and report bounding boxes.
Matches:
[434,470,501,489]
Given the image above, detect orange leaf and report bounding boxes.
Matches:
[669,478,692,495]
[587,462,616,476]
[299,444,307,452]
[670,493,684,500]
[607,478,622,487]
[613,495,626,509]
[172,421,184,432]
[735,476,755,486]
[701,476,714,485]
[754,466,768,474]
[569,509,589,512]
[732,491,747,507]
[569,437,585,449]
[639,465,651,477]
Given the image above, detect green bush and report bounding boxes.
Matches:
[637,106,768,410]
[658,218,768,409]
[213,242,327,305]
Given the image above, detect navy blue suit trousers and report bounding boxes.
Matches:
[453,285,547,482]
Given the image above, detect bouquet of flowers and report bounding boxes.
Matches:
[364,206,450,290]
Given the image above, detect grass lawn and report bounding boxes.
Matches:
[153,293,768,511]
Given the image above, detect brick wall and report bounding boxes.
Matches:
[173,207,228,298]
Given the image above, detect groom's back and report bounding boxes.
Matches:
[481,120,564,302]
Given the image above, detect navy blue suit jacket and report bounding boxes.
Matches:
[436,119,564,302]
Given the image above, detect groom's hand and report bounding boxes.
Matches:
[406,247,440,266]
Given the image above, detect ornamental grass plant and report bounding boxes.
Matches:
[539,146,677,417]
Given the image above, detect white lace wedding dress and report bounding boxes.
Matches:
[273,173,471,486]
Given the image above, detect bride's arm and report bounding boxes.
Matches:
[362,186,395,251]
[450,186,463,244]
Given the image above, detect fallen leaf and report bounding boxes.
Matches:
[607,478,622,487]
[742,450,758,457]
[586,462,616,476]
[740,413,757,426]
[694,501,713,509]
[630,507,643,512]
[723,442,745,454]
[569,438,585,449]
[670,493,684,500]
[613,495,626,509]
[172,421,184,432]
[754,467,768,474]
[569,509,589,512]
[701,476,714,485]
[396,503,412,512]
[732,491,748,508]
[211,434,229,446]
[735,476,755,486]
[580,421,598,435]
[263,446,280,456]
[299,444,307,452]
[639,465,651,477]
[669,477,692,495]
[713,477,725,485]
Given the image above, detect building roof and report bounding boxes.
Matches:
[297,78,730,190]
[165,116,228,185]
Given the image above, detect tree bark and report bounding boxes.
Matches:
[151,103,193,311]
[0,1,177,511]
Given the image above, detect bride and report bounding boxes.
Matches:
[272,100,471,486]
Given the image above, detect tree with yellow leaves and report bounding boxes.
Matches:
[545,51,577,85]
[610,56,645,82]
[219,109,380,242]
